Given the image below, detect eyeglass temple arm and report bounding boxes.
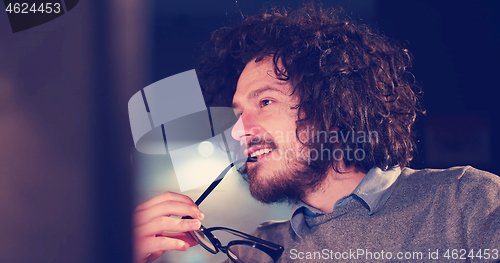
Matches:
[205,226,283,251]
[194,157,257,206]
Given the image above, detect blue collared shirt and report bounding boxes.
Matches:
[290,166,401,238]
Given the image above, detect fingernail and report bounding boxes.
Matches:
[178,240,188,250]
[189,219,201,228]
[198,211,204,220]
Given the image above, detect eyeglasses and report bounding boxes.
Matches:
[182,157,284,263]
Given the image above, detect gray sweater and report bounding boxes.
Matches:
[248,166,500,262]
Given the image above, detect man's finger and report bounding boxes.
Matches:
[157,232,199,247]
[134,236,191,263]
[135,216,202,237]
[133,200,204,227]
[145,252,163,263]
[134,192,196,213]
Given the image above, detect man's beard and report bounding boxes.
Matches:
[238,146,329,204]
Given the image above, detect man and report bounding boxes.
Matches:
[133,4,500,263]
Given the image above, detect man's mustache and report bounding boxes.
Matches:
[246,136,278,149]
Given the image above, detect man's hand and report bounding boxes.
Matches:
[133,192,204,263]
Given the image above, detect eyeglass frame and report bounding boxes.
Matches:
[182,156,284,263]
[191,225,284,262]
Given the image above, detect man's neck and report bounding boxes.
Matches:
[302,165,366,214]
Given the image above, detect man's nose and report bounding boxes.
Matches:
[231,113,260,143]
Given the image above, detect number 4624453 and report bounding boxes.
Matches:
[6,3,61,14]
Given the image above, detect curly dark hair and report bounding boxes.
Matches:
[198,3,424,172]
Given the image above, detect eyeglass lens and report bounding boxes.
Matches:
[227,244,274,263]
[191,229,275,263]
[190,230,217,253]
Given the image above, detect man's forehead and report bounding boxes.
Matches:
[232,56,293,107]
[237,56,286,84]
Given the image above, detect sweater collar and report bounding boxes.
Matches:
[290,166,401,238]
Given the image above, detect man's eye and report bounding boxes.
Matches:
[233,110,242,118]
[260,99,274,107]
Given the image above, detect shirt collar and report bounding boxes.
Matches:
[290,166,401,238]
[351,166,401,214]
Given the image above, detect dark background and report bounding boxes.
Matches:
[150,0,500,174]
[0,0,498,262]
